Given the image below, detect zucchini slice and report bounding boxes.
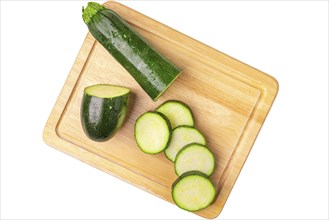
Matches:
[81,84,130,142]
[164,126,206,162]
[134,112,171,154]
[82,2,182,101]
[172,171,216,212]
[175,143,215,176]
[156,100,194,128]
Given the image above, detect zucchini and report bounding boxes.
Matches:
[164,126,206,162]
[81,84,130,142]
[82,2,182,101]
[175,143,215,176]
[172,171,216,212]
[156,100,194,128]
[134,112,171,154]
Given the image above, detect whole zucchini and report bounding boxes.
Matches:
[82,2,182,101]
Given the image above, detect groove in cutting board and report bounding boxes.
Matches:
[43,1,278,218]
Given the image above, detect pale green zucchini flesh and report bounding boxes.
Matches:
[164,126,206,162]
[156,100,194,128]
[172,171,216,212]
[134,112,171,154]
[175,143,215,176]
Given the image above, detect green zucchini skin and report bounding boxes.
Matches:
[81,91,129,142]
[82,2,182,101]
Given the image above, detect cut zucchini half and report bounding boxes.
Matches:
[81,84,130,142]
[164,126,206,162]
[172,171,216,212]
[175,143,215,176]
[134,112,171,154]
[156,100,194,128]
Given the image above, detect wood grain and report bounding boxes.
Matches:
[43,1,278,218]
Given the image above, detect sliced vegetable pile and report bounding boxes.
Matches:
[82,2,182,101]
[134,100,216,212]
[80,2,216,213]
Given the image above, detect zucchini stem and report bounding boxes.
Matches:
[82,2,105,24]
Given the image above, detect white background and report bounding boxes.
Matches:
[1,1,328,219]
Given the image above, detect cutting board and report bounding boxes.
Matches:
[43,1,278,218]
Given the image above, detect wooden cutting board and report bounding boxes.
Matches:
[43,1,278,218]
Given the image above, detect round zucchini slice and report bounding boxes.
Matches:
[172,171,216,212]
[81,84,130,142]
[175,143,215,176]
[134,112,171,154]
[164,126,206,162]
[156,100,194,128]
